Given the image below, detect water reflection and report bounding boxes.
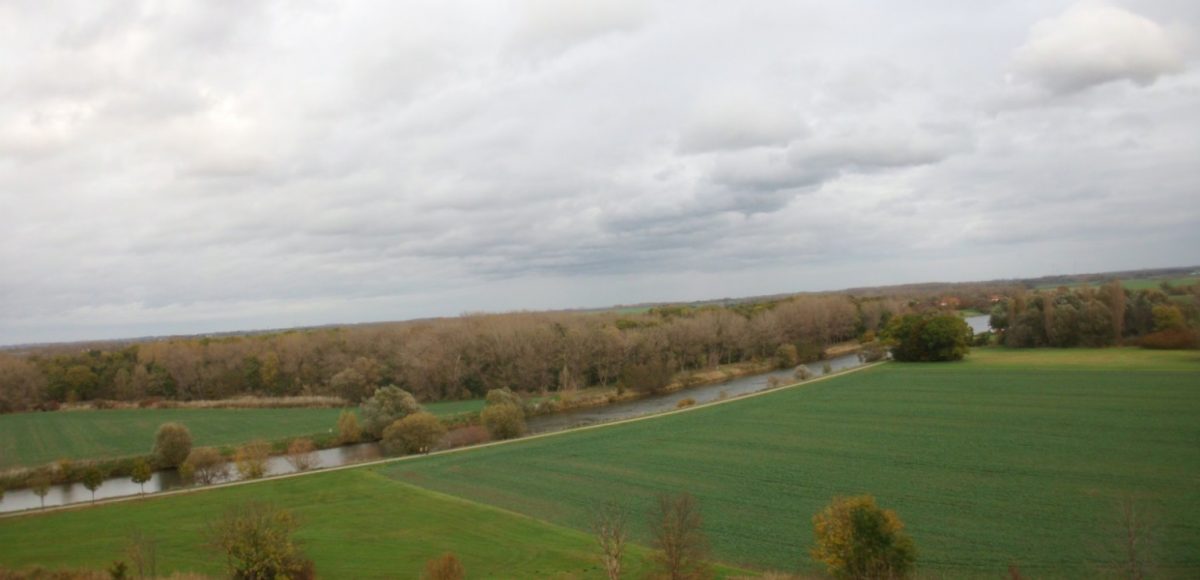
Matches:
[965,314,991,334]
[0,443,381,514]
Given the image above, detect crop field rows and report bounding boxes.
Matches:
[380,351,1200,577]
[1,349,1197,578]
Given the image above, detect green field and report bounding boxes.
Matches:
[2,349,1197,577]
[378,349,1200,577]
[0,399,484,469]
[1034,275,1199,290]
[0,469,731,578]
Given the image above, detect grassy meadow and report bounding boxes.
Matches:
[0,399,483,469]
[1034,275,1199,290]
[379,348,1200,577]
[2,348,1197,578]
[0,469,746,578]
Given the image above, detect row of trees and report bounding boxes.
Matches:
[591,492,916,580]
[0,294,906,412]
[989,282,1199,348]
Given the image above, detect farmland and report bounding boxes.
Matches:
[2,348,1197,577]
[0,399,482,469]
[1033,275,1198,290]
[0,469,746,578]
[380,348,1200,577]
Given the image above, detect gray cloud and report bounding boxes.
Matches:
[1,0,1198,344]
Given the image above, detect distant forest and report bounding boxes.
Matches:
[1,269,1196,414]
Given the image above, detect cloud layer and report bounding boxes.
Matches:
[1,0,1198,343]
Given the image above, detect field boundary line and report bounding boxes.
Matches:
[0,360,886,520]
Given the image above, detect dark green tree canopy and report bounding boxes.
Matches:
[884,313,971,362]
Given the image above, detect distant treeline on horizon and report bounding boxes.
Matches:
[0,267,1196,414]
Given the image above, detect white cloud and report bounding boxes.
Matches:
[1013,2,1184,94]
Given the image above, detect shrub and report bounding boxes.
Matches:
[812,495,915,580]
[485,388,522,408]
[1139,329,1198,350]
[676,398,696,409]
[152,423,193,469]
[821,362,833,375]
[857,343,887,363]
[775,344,799,369]
[181,448,228,485]
[381,412,447,456]
[234,440,271,480]
[336,410,362,444]
[620,357,675,394]
[793,366,813,381]
[421,552,465,580]
[481,404,526,440]
[360,386,422,439]
[441,425,491,449]
[286,438,318,472]
[207,502,313,580]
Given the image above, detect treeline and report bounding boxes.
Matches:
[989,280,1200,348]
[0,294,910,412]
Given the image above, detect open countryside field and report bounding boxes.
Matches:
[1034,275,1199,290]
[0,469,751,578]
[378,348,1200,577]
[0,399,483,469]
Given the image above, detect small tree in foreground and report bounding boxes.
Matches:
[592,501,628,580]
[481,403,526,440]
[30,471,51,509]
[126,528,159,580]
[153,422,193,469]
[812,495,915,580]
[422,552,466,580]
[1099,494,1158,580]
[207,502,313,580]
[235,440,271,480]
[131,458,153,494]
[381,412,447,456]
[286,438,318,471]
[336,410,362,444]
[650,492,712,580]
[82,466,104,502]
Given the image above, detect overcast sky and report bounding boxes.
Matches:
[2,0,1198,344]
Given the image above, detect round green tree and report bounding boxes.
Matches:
[152,422,193,469]
[812,495,916,579]
[883,313,971,362]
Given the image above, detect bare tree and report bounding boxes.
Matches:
[1100,494,1158,580]
[592,501,629,580]
[126,528,158,580]
[649,492,712,580]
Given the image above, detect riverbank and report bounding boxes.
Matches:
[0,359,885,519]
[0,343,869,510]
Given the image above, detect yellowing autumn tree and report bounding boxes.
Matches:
[812,495,915,580]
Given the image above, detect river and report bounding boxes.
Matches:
[0,351,873,514]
